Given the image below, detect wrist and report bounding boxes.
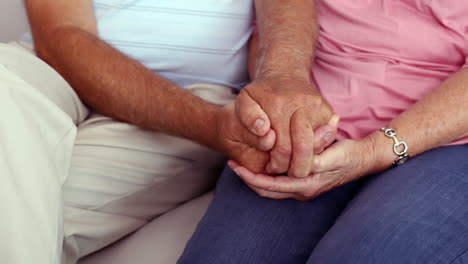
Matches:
[255,67,311,84]
[210,104,235,155]
[362,131,398,173]
[192,103,224,151]
[254,44,312,83]
[255,59,311,84]
[251,73,316,95]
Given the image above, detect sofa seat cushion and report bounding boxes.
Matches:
[79,192,213,264]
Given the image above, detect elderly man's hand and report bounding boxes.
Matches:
[228,137,380,201]
[235,76,334,178]
[215,103,276,173]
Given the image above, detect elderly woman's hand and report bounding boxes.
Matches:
[228,137,380,201]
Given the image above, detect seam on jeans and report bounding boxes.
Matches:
[449,248,468,264]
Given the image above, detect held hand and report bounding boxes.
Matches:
[215,103,276,173]
[235,77,334,178]
[228,138,378,201]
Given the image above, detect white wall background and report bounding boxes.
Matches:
[0,0,29,42]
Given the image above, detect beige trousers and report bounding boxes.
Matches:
[0,42,234,264]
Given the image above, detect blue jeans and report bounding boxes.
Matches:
[178,145,468,264]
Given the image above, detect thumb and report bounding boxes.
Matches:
[241,127,277,152]
[312,140,347,173]
[235,89,271,136]
[313,115,340,153]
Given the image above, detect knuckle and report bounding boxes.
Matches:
[274,144,293,157]
[293,141,314,154]
[290,169,308,179]
[312,158,321,171]
[302,94,324,107]
[308,96,324,107]
[304,98,333,122]
[259,140,272,151]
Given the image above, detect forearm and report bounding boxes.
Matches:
[31,26,220,149]
[253,0,318,81]
[367,69,468,171]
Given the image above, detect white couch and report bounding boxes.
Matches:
[0,2,213,263]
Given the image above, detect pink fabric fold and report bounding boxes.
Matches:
[313,0,468,145]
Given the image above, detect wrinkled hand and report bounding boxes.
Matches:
[215,103,276,173]
[236,77,334,178]
[228,138,378,201]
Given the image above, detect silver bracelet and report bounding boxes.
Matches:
[380,127,411,166]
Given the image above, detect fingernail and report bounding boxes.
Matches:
[253,119,264,134]
[323,132,333,142]
[331,115,340,127]
[227,160,235,169]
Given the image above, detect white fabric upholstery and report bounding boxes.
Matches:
[0,2,213,263]
[79,193,213,264]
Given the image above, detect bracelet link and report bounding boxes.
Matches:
[393,141,408,156]
[380,127,411,166]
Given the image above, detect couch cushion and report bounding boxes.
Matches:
[79,192,213,264]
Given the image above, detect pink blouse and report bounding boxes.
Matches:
[313,0,468,144]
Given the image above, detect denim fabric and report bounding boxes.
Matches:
[178,170,361,263]
[307,145,468,264]
[178,145,468,264]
